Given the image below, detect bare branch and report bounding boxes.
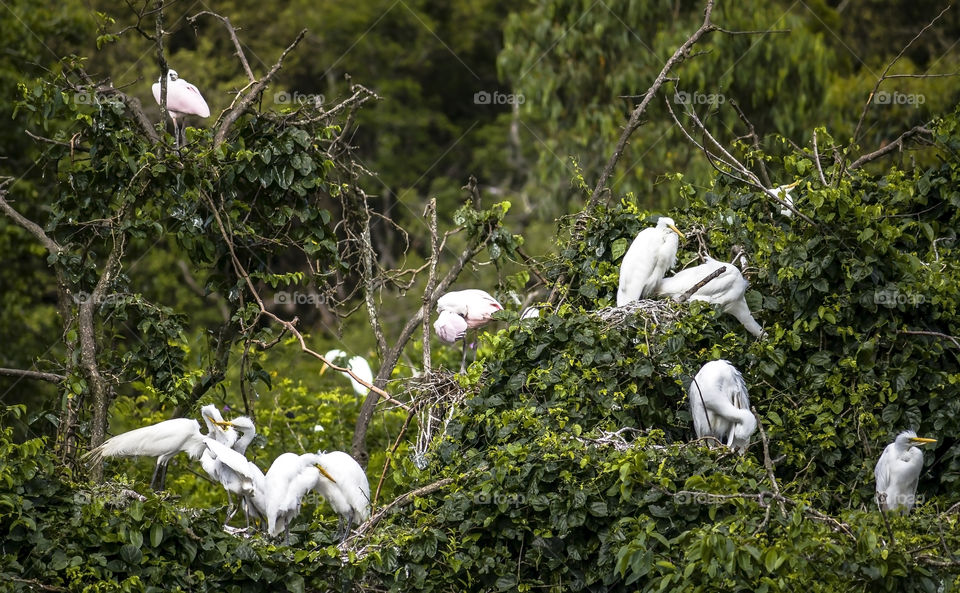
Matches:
[586,0,718,211]
[812,129,828,186]
[849,125,934,170]
[677,266,725,302]
[898,329,960,350]
[0,367,66,383]
[188,11,256,83]
[0,179,63,255]
[421,198,440,373]
[850,6,951,147]
[214,30,306,146]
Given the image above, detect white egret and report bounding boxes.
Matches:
[151,69,210,147]
[204,415,258,526]
[321,349,374,397]
[874,430,936,513]
[310,450,371,541]
[436,289,503,372]
[657,256,765,337]
[617,216,685,306]
[688,360,756,454]
[84,408,223,490]
[205,446,338,540]
[765,181,800,217]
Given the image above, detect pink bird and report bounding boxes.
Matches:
[435,289,503,372]
[434,309,468,345]
[152,69,210,147]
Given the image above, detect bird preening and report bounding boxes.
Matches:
[434,289,503,373]
[687,360,757,454]
[152,69,210,147]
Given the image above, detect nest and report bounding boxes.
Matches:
[592,298,686,329]
[402,369,470,469]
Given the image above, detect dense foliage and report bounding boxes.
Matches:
[2,1,960,591]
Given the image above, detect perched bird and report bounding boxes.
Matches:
[206,446,338,540]
[321,349,374,397]
[617,216,685,307]
[152,69,210,147]
[875,430,936,513]
[84,408,223,490]
[436,289,503,372]
[310,451,371,541]
[764,181,800,217]
[204,414,259,526]
[688,360,756,454]
[657,256,765,337]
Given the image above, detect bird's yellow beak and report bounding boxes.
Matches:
[909,437,937,445]
[668,224,686,241]
[784,180,800,189]
[315,464,337,483]
[213,419,233,429]
[319,364,329,376]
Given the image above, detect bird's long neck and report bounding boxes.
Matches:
[234,429,256,455]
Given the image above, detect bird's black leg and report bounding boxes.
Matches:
[150,462,161,491]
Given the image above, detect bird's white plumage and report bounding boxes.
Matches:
[520,306,540,320]
[311,450,371,540]
[764,181,799,217]
[688,360,756,454]
[323,349,374,396]
[434,309,468,344]
[151,70,210,120]
[85,418,208,466]
[875,430,935,513]
[436,289,503,329]
[657,256,764,337]
[617,217,684,306]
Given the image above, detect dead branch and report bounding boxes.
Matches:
[421,198,440,373]
[850,6,951,147]
[848,125,934,170]
[0,367,66,383]
[812,129,828,186]
[898,329,960,350]
[188,11,256,83]
[214,30,306,146]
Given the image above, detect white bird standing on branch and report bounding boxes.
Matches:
[617,216,686,306]
[152,69,210,147]
[321,349,374,397]
[84,406,226,490]
[657,256,765,337]
[435,289,503,372]
[688,360,757,454]
[874,430,936,513]
[310,450,371,541]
